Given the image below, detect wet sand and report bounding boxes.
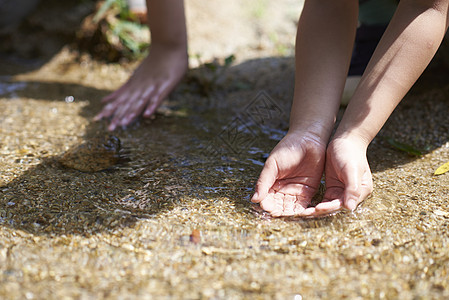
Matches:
[1,1,449,299]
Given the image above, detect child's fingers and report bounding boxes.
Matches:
[260,191,282,216]
[95,90,130,126]
[251,158,278,203]
[281,194,297,216]
[118,91,149,127]
[101,83,128,103]
[143,82,170,118]
[342,161,373,211]
[342,163,363,211]
[108,98,141,131]
[93,110,106,121]
[107,94,133,131]
[358,185,372,206]
[101,90,119,103]
[313,199,343,215]
[298,206,317,217]
[143,98,161,118]
[276,179,318,202]
[119,99,146,127]
[94,101,119,122]
[309,185,343,215]
[358,169,373,203]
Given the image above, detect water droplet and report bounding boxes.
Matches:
[65,95,75,103]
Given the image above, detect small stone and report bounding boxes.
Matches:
[434,210,448,216]
[59,135,121,172]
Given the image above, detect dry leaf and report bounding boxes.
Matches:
[434,161,449,175]
[189,229,201,244]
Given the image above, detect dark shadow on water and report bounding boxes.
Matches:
[1,51,449,236]
[0,70,284,236]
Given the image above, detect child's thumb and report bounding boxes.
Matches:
[342,164,362,211]
[251,159,278,203]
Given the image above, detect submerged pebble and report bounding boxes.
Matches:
[59,135,121,172]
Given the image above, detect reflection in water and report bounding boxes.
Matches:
[0,76,27,97]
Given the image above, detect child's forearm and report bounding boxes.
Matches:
[335,0,449,145]
[146,0,187,47]
[289,0,358,140]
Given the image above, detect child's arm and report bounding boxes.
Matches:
[145,0,187,47]
[338,0,449,144]
[251,0,358,215]
[253,0,449,217]
[323,0,449,214]
[95,0,188,131]
[288,0,358,141]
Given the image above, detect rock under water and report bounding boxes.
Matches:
[59,135,121,172]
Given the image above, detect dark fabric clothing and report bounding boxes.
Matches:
[348,24,388,76]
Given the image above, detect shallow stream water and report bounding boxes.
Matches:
[1,49,449,299]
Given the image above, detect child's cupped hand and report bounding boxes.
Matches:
[320,136,373,216]
[251,132,373,217]
[251,131,326,217]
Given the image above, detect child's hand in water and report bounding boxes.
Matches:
[251,131,326,217]
[319,137,373,216]
[94,43,188,131]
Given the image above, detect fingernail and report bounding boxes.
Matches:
[251,192,259,202]
[123,116,133,125]
[347,199,357,211]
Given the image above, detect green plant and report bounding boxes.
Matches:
[94,0,149,58]
[384,137,423,156]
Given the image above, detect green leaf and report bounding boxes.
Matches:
[204,62,217,71]
[434,161,449,175]
[385,137,422,156]
[112,20,149,54]
[224,54,236,67]
[93,0,116,23]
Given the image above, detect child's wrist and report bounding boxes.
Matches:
[288,120,334,144]
[150,40,188,52]
[331,129,371,150]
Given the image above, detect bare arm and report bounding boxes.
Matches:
[324,0,449,213]
[253,0,449,217]
[335,0,449,144]
[289,0,358,140]
[95,0,188,131]
[146,0,187,47]
[251,0,359,215]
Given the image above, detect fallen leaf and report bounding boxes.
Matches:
[434,161,449,175]
[189,229,201,244]
[385,137,422,156]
